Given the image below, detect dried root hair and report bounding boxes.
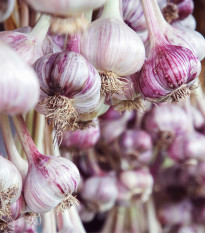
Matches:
[99,71,127,96]
[114,97,145,113]
[40,95,79,144]
[162,3,179,23]
[50,15,88,35]
[157,130,175,149]
[57,195,79,214]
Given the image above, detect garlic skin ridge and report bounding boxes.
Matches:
[24,155,80,214]
[0,42,39,115]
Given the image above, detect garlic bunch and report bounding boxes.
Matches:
[61,118,100,151]
[0,42,39,115]
[138,0,201,103]
[0,155,22,219]
[80,0,145,97]
[0,0,15,22]
[34,50,101,140]
[23,0,108,16]
[0,15,51,65]
[12,115,80,214]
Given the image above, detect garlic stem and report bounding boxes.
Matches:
[0,114,28,182]
[29,14,51,42]
[33,112,45,153]
[42,211,56,233]
[101,0,122,21]
[57,210,74,232]
[113,207,125,233]
[12,115,40,164]
[87,148,104,176]
[84,10,93,23]
[141,0,165,44]
[69,206,86,233]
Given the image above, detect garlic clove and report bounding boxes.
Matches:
[0,42,39,115]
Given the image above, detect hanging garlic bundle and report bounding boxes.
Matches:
[61,118,100,151]
[0,155,22,219]
[12,115,80,214]
[34,48,101,140]
[0,14,51,65]
[138,0,201,103]
[150,0,205,61]
[80,0,145,97]
[0,42,39,115]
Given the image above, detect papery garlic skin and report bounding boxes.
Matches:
[24,155,80,213]
[23,0,108,16]
[80,18,145,76]
[0,156,22,206]
[34,51,101,117]
[0,42,39,114]
[61,119,100,150]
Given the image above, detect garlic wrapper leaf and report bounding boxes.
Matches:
[34,51,101,140]
[23,0,108,16]
[0,155,22,219]
[0,0,15,22]
[61,118,100,151]
[150,0,205,61]
[0,42,39,115]
[12,115,80,214]
[80,0,145,97]
[138,0,201,103]
[0,14,51,65]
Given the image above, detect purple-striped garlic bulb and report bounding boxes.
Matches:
[119,129,153,165]
[0,155,22,219]
[172,14,196,30]
[167,131,205,162]
[138,0,201,103]
[12,115,80,214]
[162,0,194,23]
[34,50,101,140]
[61,118,100,150]
[158,199,193,226]
[0,42,39,115]
[123,0,147,31]
[23,0,107,16]
[80,173,118,212]
[0,15,51,65]
[80,0,145,97]
[117,169,153,205]
[107,74,144,112]
[143,103,190,146]
[152,0,205,61]
[0,0,15,22]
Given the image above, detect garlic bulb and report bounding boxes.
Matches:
[34,50,101,139]
[123,0,146,31]
[23,0,108,16]
[0,155,22,219]
[80,0,145,96]
[61,118,100,150]
[0,42,39,115]
[167,131,205,162]
[172,14,196,30]
[0,15,51,65]
[138,0,201,103]
[0,0,15,22]
[12,115,80,214]
[81,173,118,212]
[117,169,153,204]
[143,103,190,145]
